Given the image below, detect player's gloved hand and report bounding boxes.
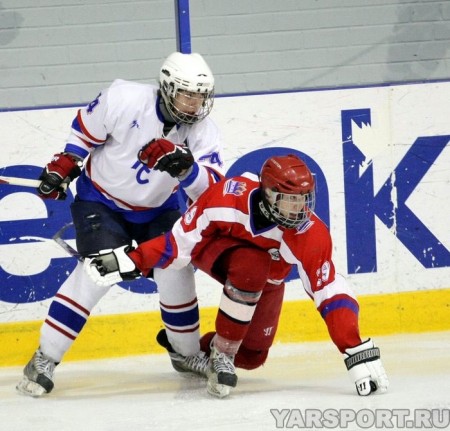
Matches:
[343,338,389,396]
[83,245,141,287]
[138,138,194,177]
[38,153,82,200]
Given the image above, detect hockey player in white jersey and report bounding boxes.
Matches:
[16,52,224,397]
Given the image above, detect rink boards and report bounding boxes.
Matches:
[1,81,449,365]
[2,287,449,365]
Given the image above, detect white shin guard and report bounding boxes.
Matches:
[154,265,200,356]
[40,262,112,363]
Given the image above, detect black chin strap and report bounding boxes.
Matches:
[158,93,177,136]
[258,200,273,223]
[250,191,275,230]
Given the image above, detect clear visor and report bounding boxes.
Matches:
[267,190,315,228]
[167,89,214,125]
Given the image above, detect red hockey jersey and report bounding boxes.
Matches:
[130,173,362,351]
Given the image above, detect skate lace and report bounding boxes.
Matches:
[212,352,235,374]
[184,353,210,373]
[34,351,55,375]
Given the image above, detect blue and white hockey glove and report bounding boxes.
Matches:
[343,338,389,396]
[84,245,141,287]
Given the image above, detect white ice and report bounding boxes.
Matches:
[1,332,449,431]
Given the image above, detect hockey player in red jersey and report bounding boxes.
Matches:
[85,154,389,398]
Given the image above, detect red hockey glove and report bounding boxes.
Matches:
[138,138,194,178]
[38,153,82,200]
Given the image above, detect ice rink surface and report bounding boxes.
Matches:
[1,331,449,431]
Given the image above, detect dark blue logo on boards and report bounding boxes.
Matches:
[0,165,76,303]
[1,109,449,304]
[0,165,157,304]
[342,109,450,273]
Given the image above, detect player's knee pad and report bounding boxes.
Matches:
[217,280,262,337]
[224,279,262,305]
[234,344,269,370]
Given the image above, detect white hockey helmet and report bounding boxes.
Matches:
[159,52,215,125]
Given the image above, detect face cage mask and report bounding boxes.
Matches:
[264,190,316,229]
[164,89,214,125]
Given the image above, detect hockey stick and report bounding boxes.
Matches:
[0,176,41,188]
[52,222,83,262]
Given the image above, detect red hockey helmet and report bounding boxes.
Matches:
[259,154,315,228]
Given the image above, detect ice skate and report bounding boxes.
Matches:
[156,329,209,377]
[16,348,58,397]
[206,346,238,398]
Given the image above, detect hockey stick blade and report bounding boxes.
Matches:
[0,176,41,188]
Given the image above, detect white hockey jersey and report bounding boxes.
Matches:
[64,79,224,222]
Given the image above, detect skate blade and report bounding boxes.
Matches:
[206,380,231,398]
[16,376,47,397]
